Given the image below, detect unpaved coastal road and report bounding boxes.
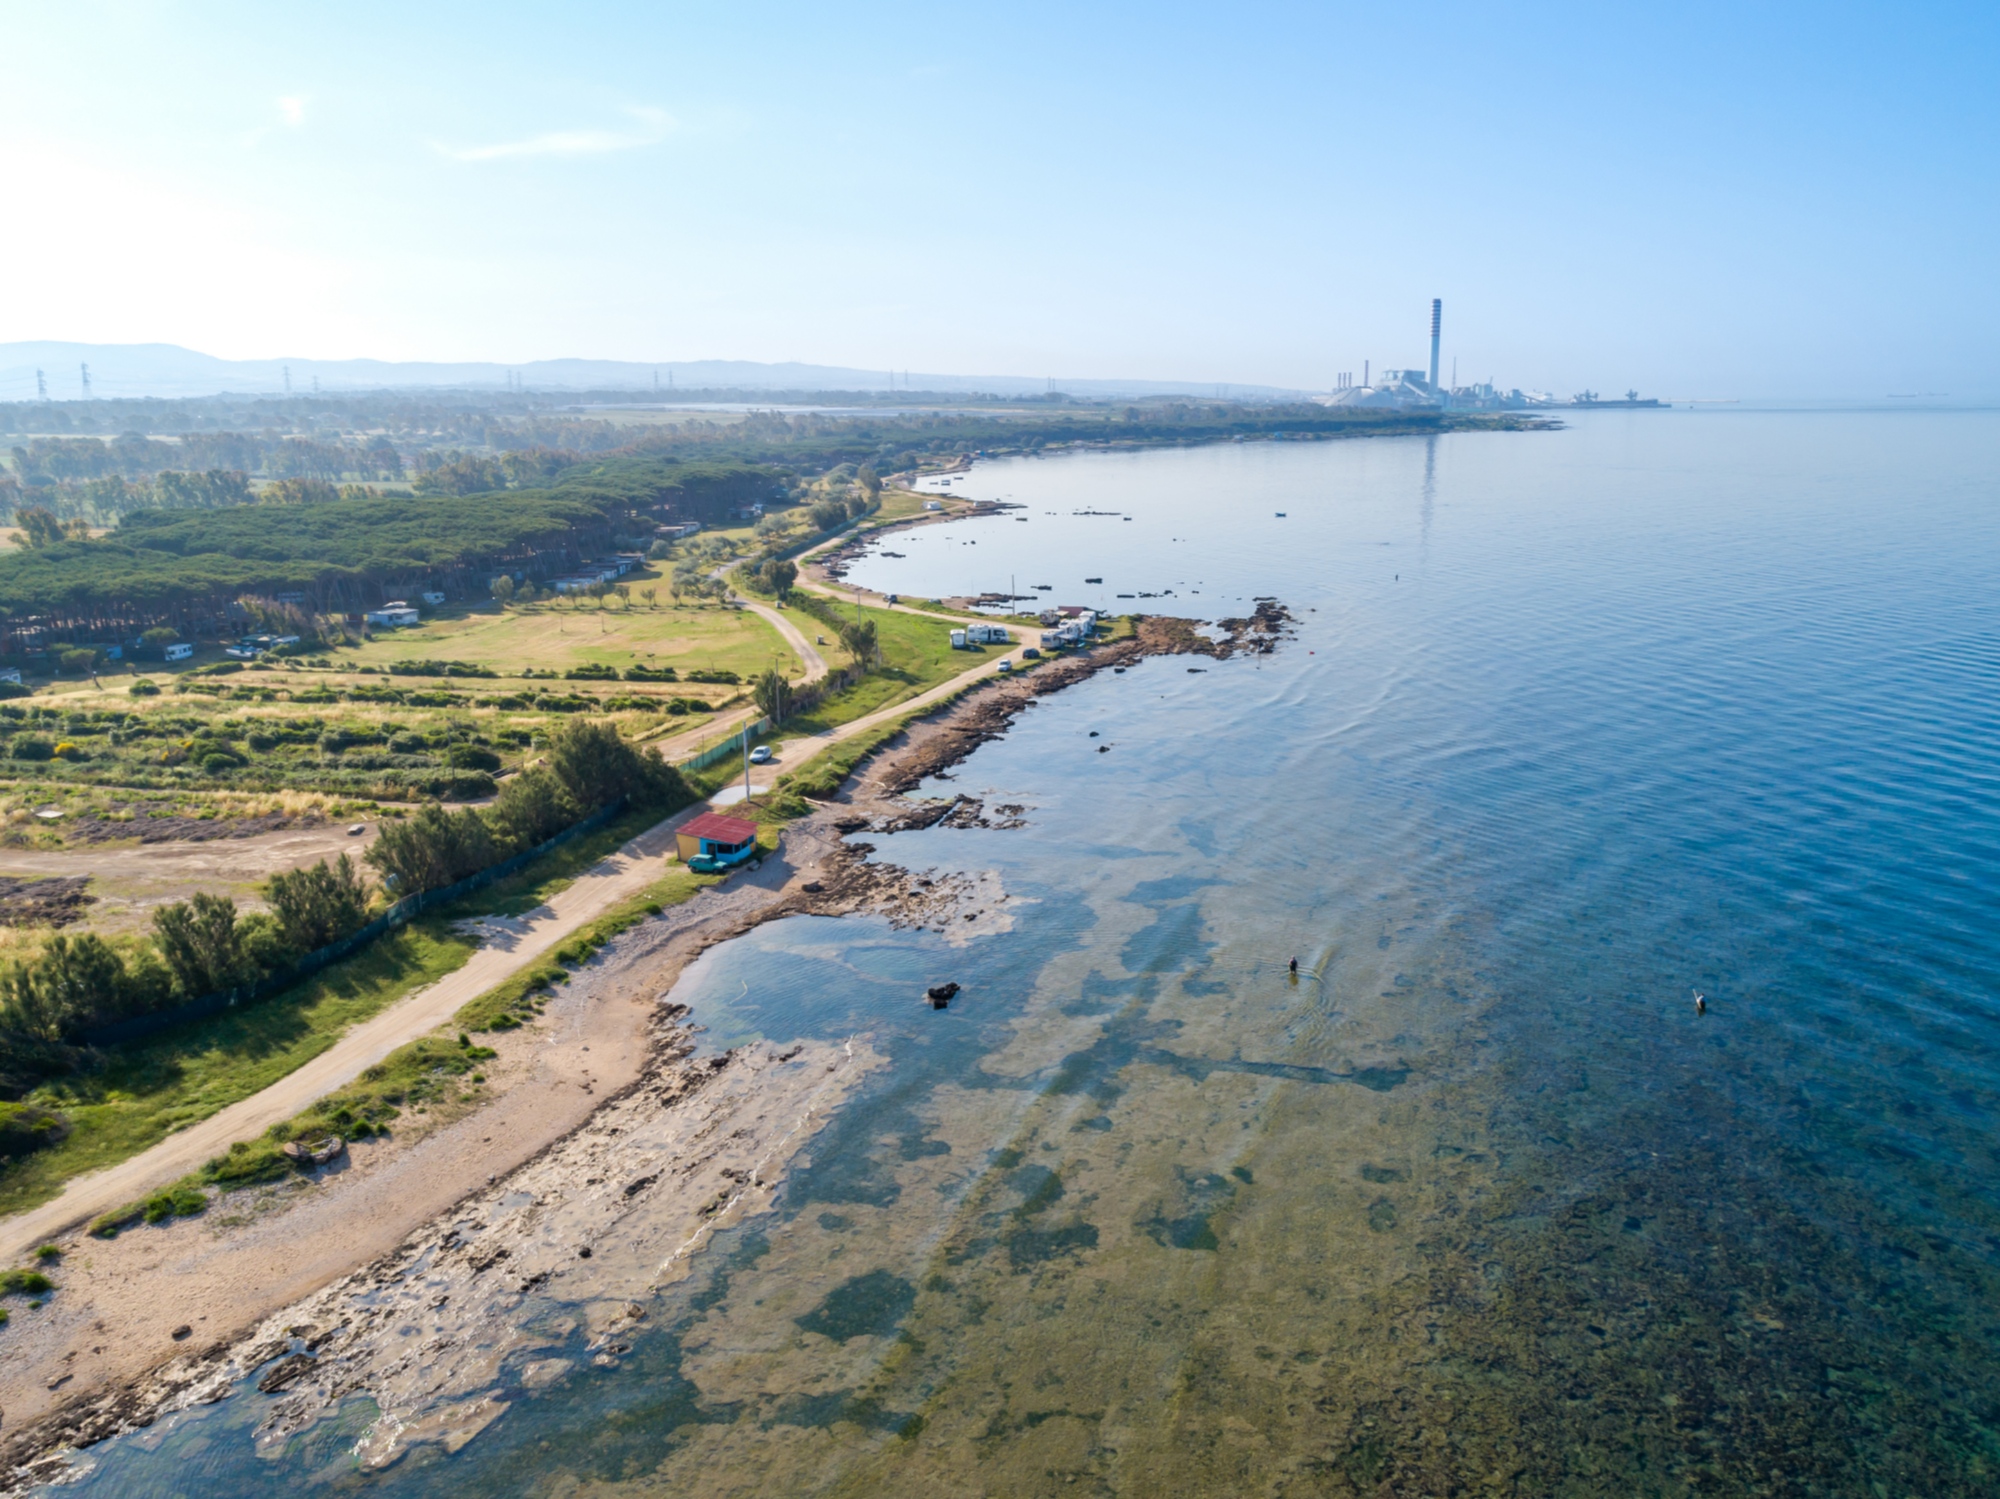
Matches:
[0,625,1022,1260]
[0,811,697,1260]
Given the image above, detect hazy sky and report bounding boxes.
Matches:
[3,1,1995,397]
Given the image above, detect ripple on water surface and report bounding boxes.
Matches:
[58,411,2000,1497]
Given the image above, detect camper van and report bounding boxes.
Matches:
[164,642,194,662]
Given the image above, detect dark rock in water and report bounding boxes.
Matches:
[927,982,960,1009]
[1098,746,1110,753]
[257,1353,316,1394]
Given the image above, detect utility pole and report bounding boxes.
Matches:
[79,363,92,399]
[35,369,46,400]
[283,365,292,394]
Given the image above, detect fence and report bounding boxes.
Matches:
[679,718,771,772]
[79,797,632,1048]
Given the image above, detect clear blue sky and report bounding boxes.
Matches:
[3,1,1994,397]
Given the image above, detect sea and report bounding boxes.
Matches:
[58,408,2000,1497]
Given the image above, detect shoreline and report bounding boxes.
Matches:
[0,602,1293,1487]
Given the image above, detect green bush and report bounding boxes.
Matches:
[266,854,371,953]
[141,1184,209,1223]
[0,1100,71,1161]
[10,735,52,761]
[0,1268,56,1296]
[446,743,501,772]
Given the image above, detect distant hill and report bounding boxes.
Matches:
[0,342,1309,404]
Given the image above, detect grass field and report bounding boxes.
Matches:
[784,596,1004,734]
[358,597,799,681]
[0,921,475,1219]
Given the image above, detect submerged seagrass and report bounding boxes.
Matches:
[46,410,2000,1498]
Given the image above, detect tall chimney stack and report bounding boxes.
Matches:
[1428,299,1442,395]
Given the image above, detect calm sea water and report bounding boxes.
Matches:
[64,411,2000,1496]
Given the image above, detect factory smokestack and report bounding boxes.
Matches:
[1428,299,1442,395]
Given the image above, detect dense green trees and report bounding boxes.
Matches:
[364,718,689,898]
[0,719,689,1073]
[265,854,370,951]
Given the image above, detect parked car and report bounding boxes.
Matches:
[749,745,773,764]
[1022,647,1041,659]
[997,659,1013,673]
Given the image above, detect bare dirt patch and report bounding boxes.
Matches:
[0,875,94,928]
[0,824,373,936]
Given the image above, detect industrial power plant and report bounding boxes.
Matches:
[1318,300,1661,410]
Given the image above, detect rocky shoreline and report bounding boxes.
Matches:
[0,602,1293,1491]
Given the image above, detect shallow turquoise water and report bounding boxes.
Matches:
[59,410,2000,1496]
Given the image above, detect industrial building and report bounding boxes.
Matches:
[1319,299,1651,412]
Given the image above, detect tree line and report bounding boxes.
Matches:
[0,719,691,1096]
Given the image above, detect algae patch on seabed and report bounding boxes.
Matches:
[533,860,1474,1499]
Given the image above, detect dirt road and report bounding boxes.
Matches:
[0,596,1019,1260]
[0,808,697,1261]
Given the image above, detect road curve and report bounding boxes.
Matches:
[1,536,1034,1256]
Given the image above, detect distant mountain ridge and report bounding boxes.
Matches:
[0,342,1308,403]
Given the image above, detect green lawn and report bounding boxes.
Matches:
[356,593,799,681]
[783,597,1000,734]
[0,922,476,1219]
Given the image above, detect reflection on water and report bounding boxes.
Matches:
[60,412,2000,1496]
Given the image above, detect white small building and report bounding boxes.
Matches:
[165,642,195,662]
[421,590,446,606]
[949,628,968,650]
[366,603,421,628]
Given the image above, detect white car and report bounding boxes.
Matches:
[749,745,773,764]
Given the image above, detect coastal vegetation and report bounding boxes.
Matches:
[0,719,694,1215]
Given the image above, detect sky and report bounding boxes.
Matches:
[2,0,1996,398]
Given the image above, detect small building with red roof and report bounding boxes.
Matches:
[676,810,760,870]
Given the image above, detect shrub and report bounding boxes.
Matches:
[153,891,254,998]
[52,740,83,760]
[487,766,577,849]
[365,803,496,896]
[563,662,619,680]
[0,1268,56,1295]
[10,736,52,761]
[0,1100,71,1161]
[446,743,501,772]
[140,1184,208,1224]
[266,854,370,953]
[0,934,171,1042]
